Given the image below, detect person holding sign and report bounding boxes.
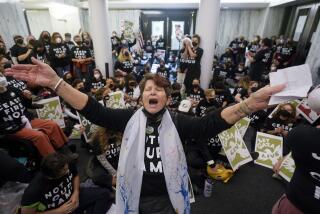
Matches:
[5,57,285,214]
[272,87,320,214]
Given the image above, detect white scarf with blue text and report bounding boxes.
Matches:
[116,108,190,214]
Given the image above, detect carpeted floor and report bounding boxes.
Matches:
[73,125,287,214]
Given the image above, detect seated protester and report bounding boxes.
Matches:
[32,40,48,64]
[106,77,117,92]
[49,32,71,77]
[168,82,182,110]
[220,48,235,65]
[186,78,205,108]
[247,38,273,82]
[156,59,169,79]
[70,35,92,81]
[279,39,296,68]
[196,89,220,117]
[123,74,140,108]
[0,75,76,158]
[213,62,227,80]
[64,33,75,52]
[20,153,113,214]
[262,103,296,138]
[90,69,106,95]
[72,78,87,94]
[235,81,259,103]
[232,75,250,97]
[114,46,134,77]
[224,60,236,87]
[63,71,75,85]
[10,35,33,64]
[233,62,248,82]
[88,126,122,189]
[212,80,234,108]
[271,90,320,213]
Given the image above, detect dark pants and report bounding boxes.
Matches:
[74,187,113,214]
[0,151,33,186]
[139,195,175,214]
[55,65,70,77]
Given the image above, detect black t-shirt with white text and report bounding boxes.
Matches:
[263,116,294,135]
[90,78,106,90]
[187,88,205,102]
[6,76,27,91]
[156,67,169,79]
[0,86,28,134]
[49,43,71,67]
[114,60,133,74]
[140,118,168,197]
[21,163,78,211]
[71,46,91,60]
[286,125,320,214]
[250,48,272,80]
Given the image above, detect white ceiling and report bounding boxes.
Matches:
[19,0,298,10]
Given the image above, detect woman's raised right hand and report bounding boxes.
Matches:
[5,57,60,89]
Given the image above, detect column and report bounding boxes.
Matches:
[196,0,221,89]
[88,0,113,77]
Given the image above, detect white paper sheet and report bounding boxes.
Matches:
[269,64,312,105]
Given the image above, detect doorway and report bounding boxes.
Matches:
[290,2,320,64]
[140,10,196,52]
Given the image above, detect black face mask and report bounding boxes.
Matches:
[160,64,164,68]
[279,110,291,118]
[124,52,129,57]
[79,87,86,93]
[145,67,150,72]
[16,38,23,45]
[192,84,199,89]
[43,35,49,41]
[76,41,82,45]
[251,87,259,93]
[192,42,197,46]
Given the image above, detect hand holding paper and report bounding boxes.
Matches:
[269,64,312,105]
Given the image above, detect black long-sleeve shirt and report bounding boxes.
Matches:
[285,125,320,214]
[79,96,232,196]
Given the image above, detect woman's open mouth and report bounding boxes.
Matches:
[149,98,158,107]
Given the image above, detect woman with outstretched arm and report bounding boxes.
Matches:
[5,57,285,214]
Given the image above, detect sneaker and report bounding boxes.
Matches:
[207,165,234,183]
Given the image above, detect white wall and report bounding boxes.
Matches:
[0,2,28,48]
[26,9,53,39]
[49,4,81,36]
[216,9,264,55]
